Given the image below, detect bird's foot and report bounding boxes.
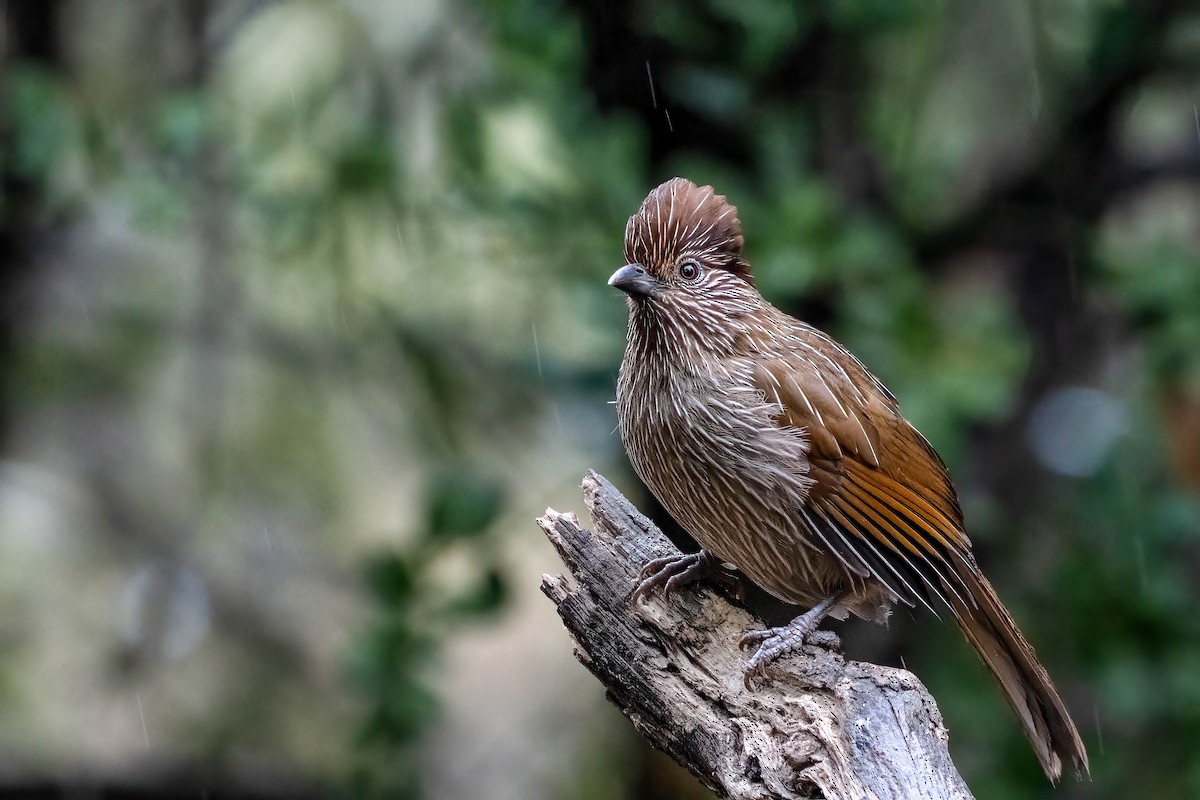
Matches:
[739,595,840,691]
[630,550,725,604]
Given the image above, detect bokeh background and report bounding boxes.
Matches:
[3,1,1200,798]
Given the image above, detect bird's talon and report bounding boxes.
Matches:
[629,551,709,604]
[636,555,676,581]
[738,627,774,649]
[742,661,769,692]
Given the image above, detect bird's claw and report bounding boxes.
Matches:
[738,626,787,650]
[740,626,808,691]
[737,596,840,691]
[629,552,708,604]
[743,662,769,692]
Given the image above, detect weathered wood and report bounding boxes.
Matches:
[539,471,974,800]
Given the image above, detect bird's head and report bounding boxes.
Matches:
[610,179,761,351]
[610,178,754,301]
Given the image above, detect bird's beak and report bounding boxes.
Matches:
[608,264,660,298]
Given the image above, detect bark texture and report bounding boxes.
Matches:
[539,470,974,800]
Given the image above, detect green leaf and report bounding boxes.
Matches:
[362,554,416,608]
[425,472,504,541]
[446,567,508,618]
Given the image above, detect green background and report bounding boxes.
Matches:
[2,1,1199,798]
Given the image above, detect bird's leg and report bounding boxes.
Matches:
[739,594,842,691]
[630,549,732,604]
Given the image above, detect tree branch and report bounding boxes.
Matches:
[539,471,974,800]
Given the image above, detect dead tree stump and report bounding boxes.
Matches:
[539,470,974,800]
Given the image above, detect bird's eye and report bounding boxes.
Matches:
[679,262,701,281]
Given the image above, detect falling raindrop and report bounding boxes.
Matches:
[531,321,543,379]
[137,692,150,748]
[262,526,275,559]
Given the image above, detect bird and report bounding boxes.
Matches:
[609,177,1089,783]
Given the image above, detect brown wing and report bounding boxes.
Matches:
[752,331,975,613]
[754,327,1089,781]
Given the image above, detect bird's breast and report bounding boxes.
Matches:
[617,354,827,598]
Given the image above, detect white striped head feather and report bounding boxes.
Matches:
[624,178,752,284]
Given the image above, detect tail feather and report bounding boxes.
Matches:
[946,560,1090,782]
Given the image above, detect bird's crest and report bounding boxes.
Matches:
[624,178,752,282]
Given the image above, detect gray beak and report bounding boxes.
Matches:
[608,263,660,297]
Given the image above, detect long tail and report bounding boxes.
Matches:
[946,560,1090,782]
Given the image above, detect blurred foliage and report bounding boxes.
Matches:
[2,1,1200,799]
[348,469,507,799]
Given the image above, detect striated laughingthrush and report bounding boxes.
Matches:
[611,178,1088,782]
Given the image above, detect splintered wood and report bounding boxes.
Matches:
[539,471,973,800]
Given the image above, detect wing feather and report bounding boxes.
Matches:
[831,480,973,611]
[814,499,931,612]
[752,328,973,612]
